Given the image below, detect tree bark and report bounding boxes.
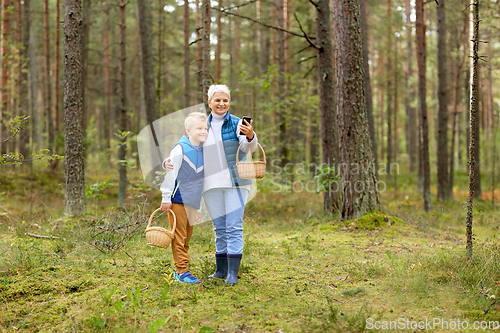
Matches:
[277,0,288,166]
[385,0,393,173]
[118,0,128,207]
[196,0,202,102]
[404,0,417,173]
[55,0,61,151]
[137,0,159,124]
[103,3,112,153]
[19,0,30,160]
[215,0,222,82]
[333,0,380,220]
[415,0,432,212]
[359,0,377,169]
[466,0,479,258]
[1,0,11,153]
[64,0,86,216]
[82,0,90,135]
[316,0,340,215]
[201,0,211,100]
[44,0,54,152]
[184,0,190,107]
[437,0,450,201]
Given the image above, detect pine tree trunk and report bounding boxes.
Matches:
[14,0,21,153]
[215,0,222,82]
[118,0,128,207]
[81,0,90,135]
[137,0,159,124]
[19,0,30,160]
[55,0,61,151]
[103,4,112,152]
[466,0,479,258]
[359,0,377,168]
[473,68,481,199]
[157,0,163,111]
[29,21,40,152]
[1,0,11,154]
[201,0,211,99]
[385,0,393,173]
[416,0,432,212]
[404,0,417,173]
[277,0,287,166]
[333,0,380,220]
[437,0,450,201]
[196,0,202,102]
[44,0,54,152]
[183,0,190,107]
[316,0,340,215]
[64,0,86,216]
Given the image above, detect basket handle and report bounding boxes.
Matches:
[147,208,177,234]
[236,142,266,164]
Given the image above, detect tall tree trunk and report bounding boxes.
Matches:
[103,4,112,152]
[333,0,380,220]
[137,0,159,123]
[1,0,11,153]
[55,0,61,152]
[201,0,211,100]
[64,0,86,216]
[416,0,432,212]
[157,0,163,111]
[215,0,222,82]
[29,22,39,152]
[44,0,54,152]
[393,39,399,198]
[359,0,377,168]
[82,0,90,135]
[277,0,287,166]
[385,0,393,174]
[184,0,190,107]
[316,0,339,215]
[466,0,479,258]
[437,0,450,201]
[404,0,417,173]
[118,0,128,207]
[19,0,30,160]
[14,0,21,153]
[473,66,481,199]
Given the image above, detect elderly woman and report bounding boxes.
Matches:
[202,84,258,285]
[163,84,258,285]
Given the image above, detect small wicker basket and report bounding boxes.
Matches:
[145,208,176,249]
[236,143,266,179]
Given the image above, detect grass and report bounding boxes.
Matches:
[0,164,499,332]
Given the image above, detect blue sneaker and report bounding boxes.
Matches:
[173,271,201,284]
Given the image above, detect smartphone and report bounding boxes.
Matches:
[240,116,252,136]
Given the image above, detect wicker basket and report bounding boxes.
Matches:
[236,143,266,179]
[145,208,176,249]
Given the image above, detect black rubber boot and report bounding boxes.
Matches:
[225,256,242,285]
[208,253,227,278]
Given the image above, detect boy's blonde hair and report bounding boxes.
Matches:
[185,112,207,129]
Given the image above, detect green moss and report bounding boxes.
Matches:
[348,210,404,230]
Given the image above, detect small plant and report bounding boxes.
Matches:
[89,316,106,330]
[103,286,117,306]
[112,299,124,313]
[85,180,114,200]
[148,317,170,333]
[314,165,341,194]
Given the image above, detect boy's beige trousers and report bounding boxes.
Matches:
[169,203,197,274]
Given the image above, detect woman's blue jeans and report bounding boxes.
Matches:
[203,188,249,255]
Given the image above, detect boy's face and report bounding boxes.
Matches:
[186,120,208,146]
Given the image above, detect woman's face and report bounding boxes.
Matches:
[208,92,230,116]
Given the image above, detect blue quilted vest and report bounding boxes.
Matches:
[207,112,251,187]
[171,136,204,209]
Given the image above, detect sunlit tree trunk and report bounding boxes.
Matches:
[416,0,432,212]
[333,0,380,220]
[64,0,86,216]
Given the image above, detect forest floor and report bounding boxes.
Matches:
[0,165,499,332]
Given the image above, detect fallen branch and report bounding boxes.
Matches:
[25,232,64,240]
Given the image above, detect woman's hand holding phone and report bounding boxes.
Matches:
[239,116,254,140]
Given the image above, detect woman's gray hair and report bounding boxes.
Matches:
[208,84,231,101]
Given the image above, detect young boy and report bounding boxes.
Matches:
[160,112,207,284]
